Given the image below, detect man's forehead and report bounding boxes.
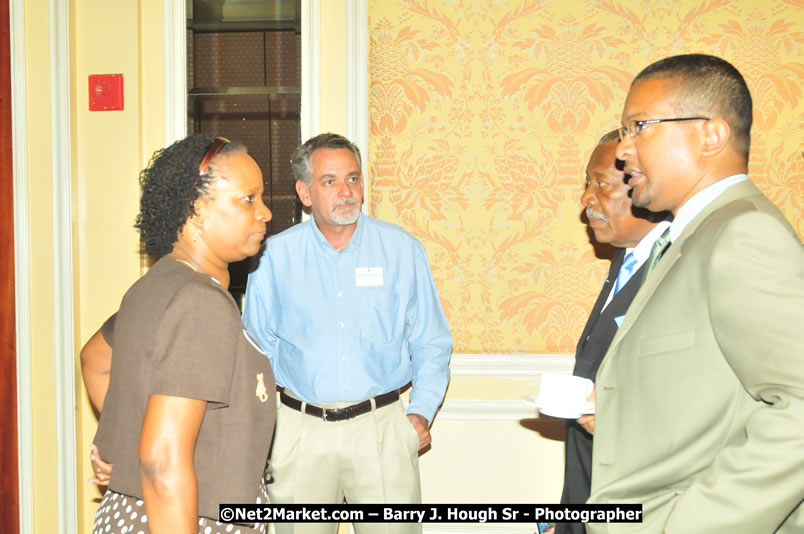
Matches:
[311,147,358,162]
[623,77,680,118]
[587,141,620,170]
[311,148,361,175]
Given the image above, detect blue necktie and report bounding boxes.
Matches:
[613,252,638,296]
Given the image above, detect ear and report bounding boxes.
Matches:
[700,117,730,157]
[190,196,208,228]
[296,180,313,207]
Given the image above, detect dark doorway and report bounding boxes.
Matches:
[187,0,302,307]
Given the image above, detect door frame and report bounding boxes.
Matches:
[163,0,368,182]
[12,0,77,531]
[10,0,33,530]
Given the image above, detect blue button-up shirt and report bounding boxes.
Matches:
[242,213,452,423]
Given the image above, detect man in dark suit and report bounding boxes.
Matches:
[588,54,803,533]
[556,131,670,534]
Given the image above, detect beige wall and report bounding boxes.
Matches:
[19,0,165,532]
[24,1,57,531]
[319,0,348,133]
[72,1,164,530]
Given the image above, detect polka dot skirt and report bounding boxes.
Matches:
[92,481,269,534]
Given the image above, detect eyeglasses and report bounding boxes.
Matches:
[618,117,710,140]
[198,137,230,176]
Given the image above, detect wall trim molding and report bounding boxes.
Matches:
[405,354,571,422]
[163,0,187,145]
[49,0,77,531]
[345,0,368,184]
[438,399,540,421]
[439,354,573,420]
[300,0,320,141]
[450,353,573,377]
[10,0,33,530]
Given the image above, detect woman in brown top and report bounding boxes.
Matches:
[80,135,276,534]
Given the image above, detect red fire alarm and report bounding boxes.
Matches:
[88,74,124,111]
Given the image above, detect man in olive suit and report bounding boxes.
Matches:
[588,54,804,533]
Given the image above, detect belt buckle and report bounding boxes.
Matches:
[321,408,329,422]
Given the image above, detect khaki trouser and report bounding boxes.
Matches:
[268,395,422,534]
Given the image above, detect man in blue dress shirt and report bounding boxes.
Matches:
[243,133,452,534]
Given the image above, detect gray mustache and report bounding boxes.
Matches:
[334,198,358,208]
[586,207,609,223]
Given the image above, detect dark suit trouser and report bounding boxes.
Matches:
[555,420,593,534]
[555,248,645,534]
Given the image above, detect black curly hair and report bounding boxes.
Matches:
[135,134,246,257]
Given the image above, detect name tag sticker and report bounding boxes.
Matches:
[355,267,384,287]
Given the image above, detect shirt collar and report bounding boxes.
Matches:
[309,212,365,253]
[626,219,672,264]
[669,174,748,242]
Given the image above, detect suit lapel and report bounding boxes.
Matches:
[599,179,763,373]
[576,250,624,355]
[600,261,647,323]
[574,259,649,379]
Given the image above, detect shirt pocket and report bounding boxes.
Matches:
[359,286,403,345]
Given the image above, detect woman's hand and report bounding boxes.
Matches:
[89,444,113,486]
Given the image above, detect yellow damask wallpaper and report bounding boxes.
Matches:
[367,0,803,353]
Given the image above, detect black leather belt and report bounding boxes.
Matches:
[279,390,400,422]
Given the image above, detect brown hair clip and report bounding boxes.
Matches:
[198,137,230,176]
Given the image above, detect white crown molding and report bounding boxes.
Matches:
[10,0,33,530]
[49,0,77,531]
[164,0,187,145]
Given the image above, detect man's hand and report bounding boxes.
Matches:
[407,414,431,451]
[577,385,596,435]
[577,414,595,435]
[89,444,113,486]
